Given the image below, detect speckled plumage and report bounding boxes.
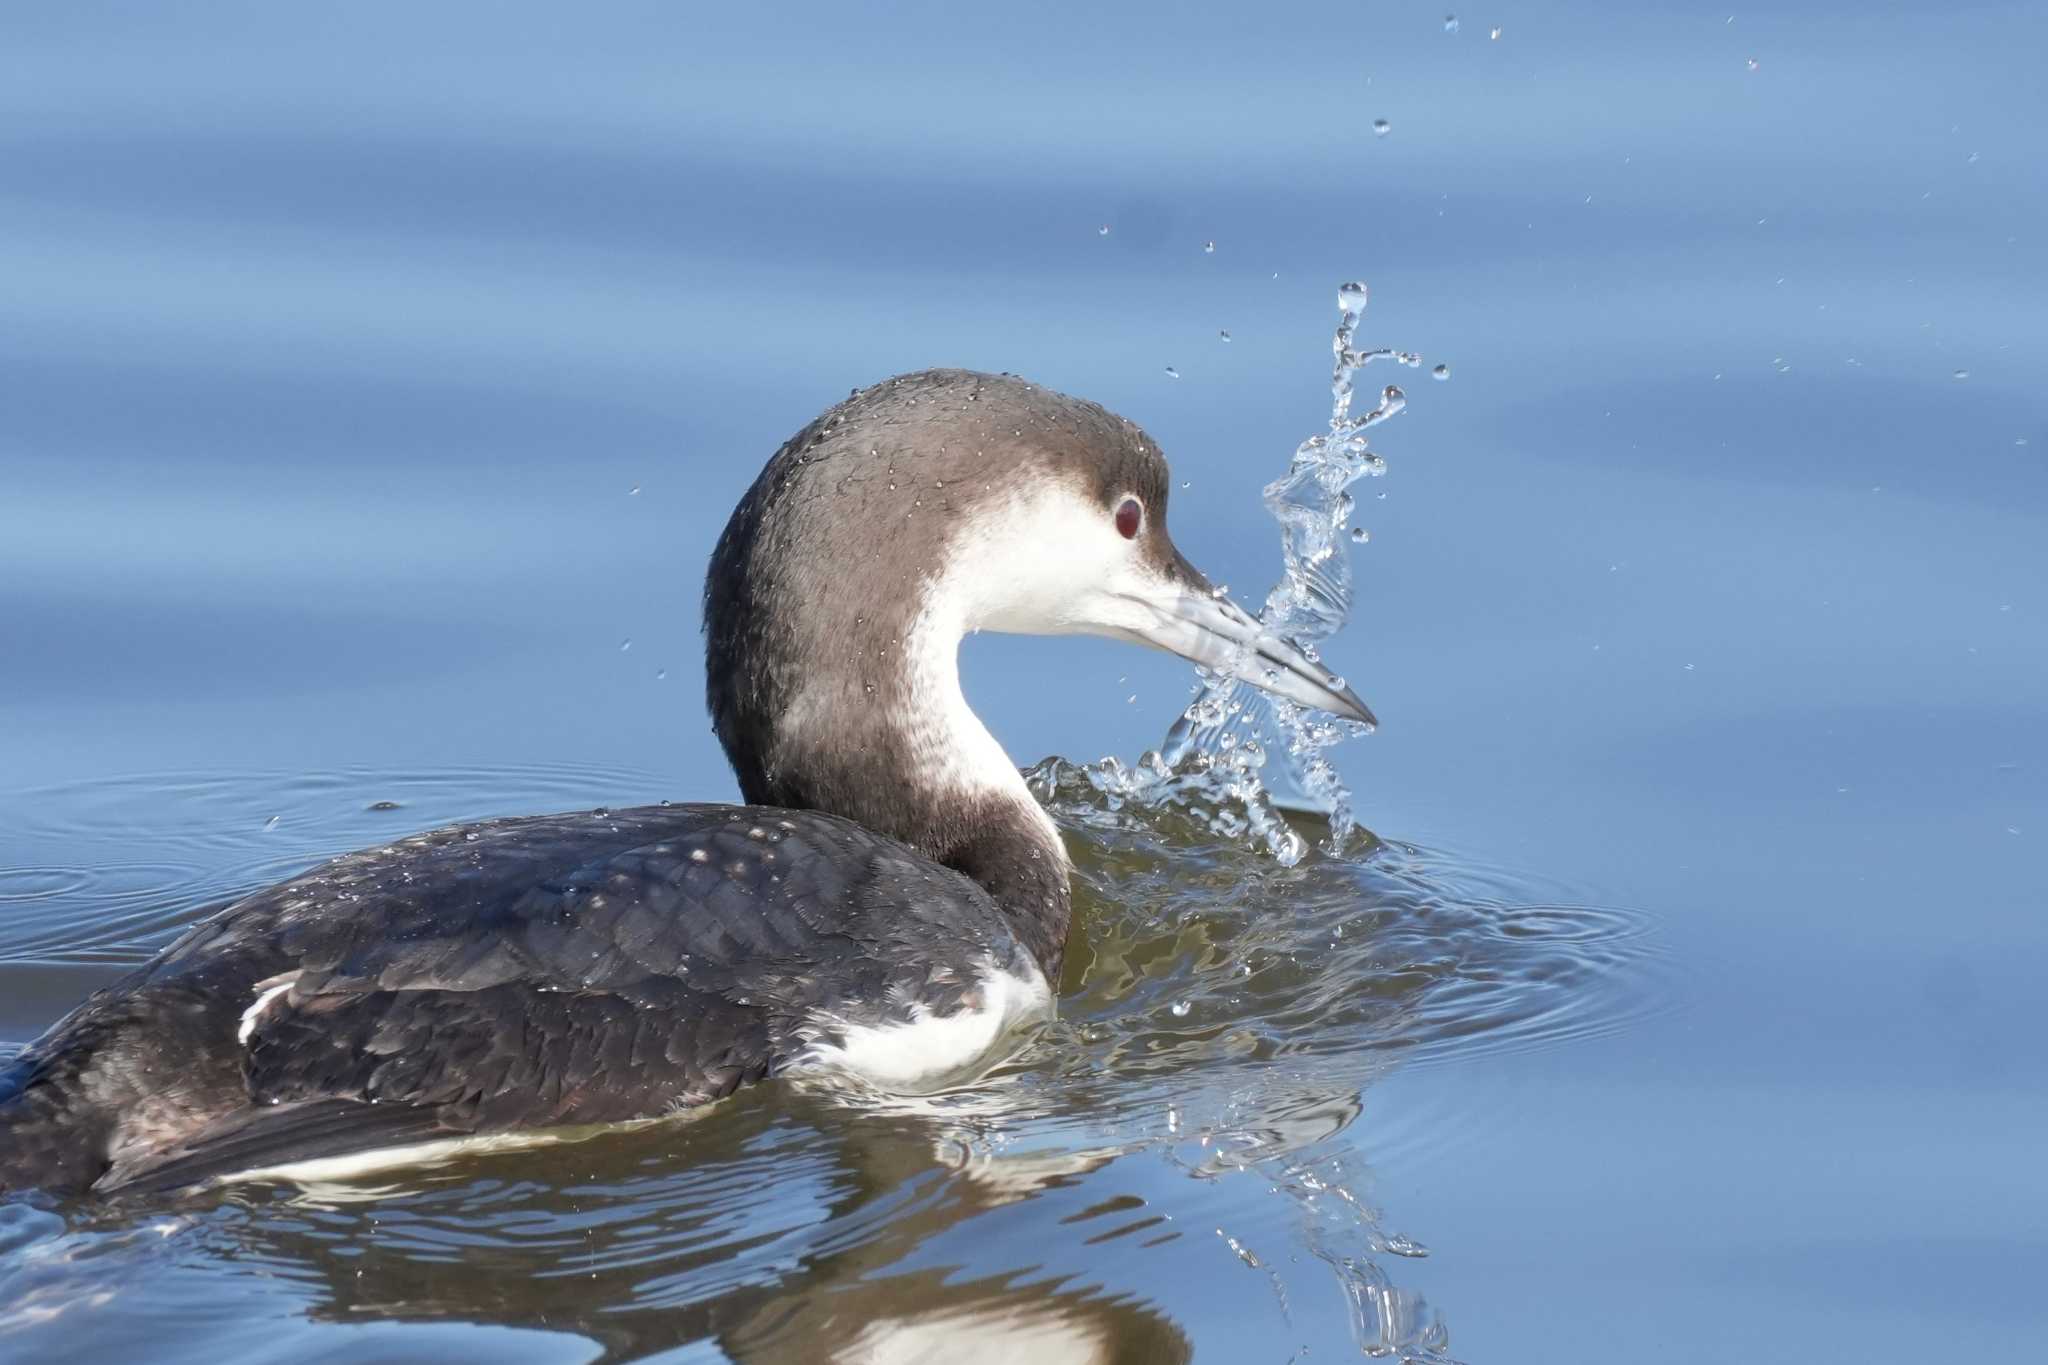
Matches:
[2,805,1040,1193]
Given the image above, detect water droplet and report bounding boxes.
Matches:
[1432,363,1451,381]
[1203,240,1216,253]
[1097,223,1110,236]
[1219,329,1232,342]
[1443,14,1459,33]
[1139,280,1416,860]
[1351,527,1370,543]
[1170,999,1192,1018]
[1165,365,1181,379]
[1372,118,1392,137]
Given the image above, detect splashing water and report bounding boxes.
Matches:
[2,748,1646,1365]
[1231,281,1418,840]
[1049,283,1423,864]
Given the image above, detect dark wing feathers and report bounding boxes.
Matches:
[111,804,1021,1180]
[244,981,768,1126]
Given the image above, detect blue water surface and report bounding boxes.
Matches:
[3,3,2045,1361]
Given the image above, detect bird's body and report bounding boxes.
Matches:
[1,369,1371,1197]
[1,804,1046,1193]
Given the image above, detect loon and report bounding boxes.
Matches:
[0,369,1371,1196]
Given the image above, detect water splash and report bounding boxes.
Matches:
[2,769,1645,1364]
[1004,784,1649,1362]
[1026,744,1313,865]
[1125,281,1423,863]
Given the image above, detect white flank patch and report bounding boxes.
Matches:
[236,976,298,1045]
[214,1112,715,1201]
[797,956,1054,1094]
[224,1130,567,1190]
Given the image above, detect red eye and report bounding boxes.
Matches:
[1115,497,1142,539]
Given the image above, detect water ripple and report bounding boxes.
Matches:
[1,761,1657,1365]
[0,763,668,966]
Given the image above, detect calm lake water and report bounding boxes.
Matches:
[3,3,2044,1362]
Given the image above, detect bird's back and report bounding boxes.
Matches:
[1,803,1039,1195]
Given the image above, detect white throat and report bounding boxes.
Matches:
[902,593,1063,855]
